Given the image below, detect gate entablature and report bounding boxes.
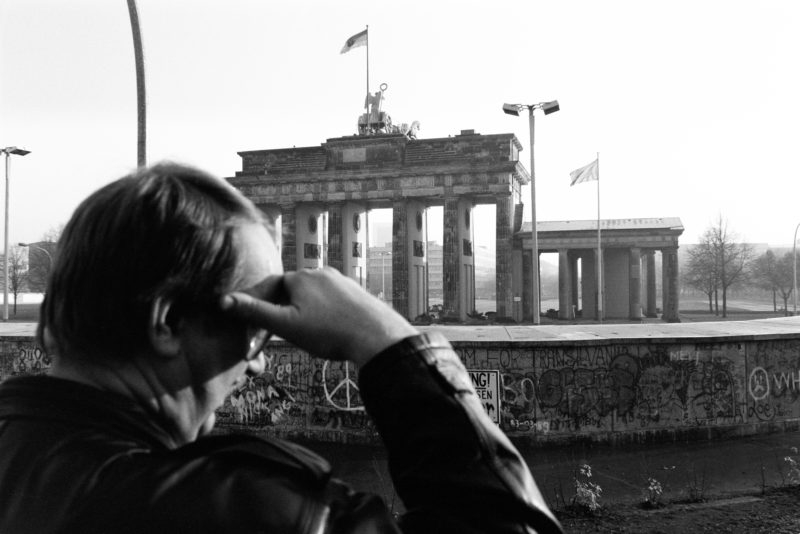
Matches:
[528,218,683,252]
[230,130,529,206]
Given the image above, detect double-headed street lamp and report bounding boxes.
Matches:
[1,147,31,321]
[502,100,560,325]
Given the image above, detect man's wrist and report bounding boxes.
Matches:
[349,324,419,367]
[357,331,452,375]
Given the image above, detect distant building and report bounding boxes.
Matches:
[366,244,393,303]
[21,241,56,293]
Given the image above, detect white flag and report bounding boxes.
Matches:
[569,159,598,186]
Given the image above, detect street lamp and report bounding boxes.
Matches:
[1,147,31,321]
[502,100,560,325]
[379,251,391,301]
[794,223,800,315]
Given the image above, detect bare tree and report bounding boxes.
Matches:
[702,216,752,318]
[683,242,718,314]
[40,224,64,244]
[7,245,28,315]
[774,253,796,315]
[750,249,779,312]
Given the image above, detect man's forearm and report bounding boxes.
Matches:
[358,332,563,534]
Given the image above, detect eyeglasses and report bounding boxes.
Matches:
[246,327,271,361]
[182,297,271,361]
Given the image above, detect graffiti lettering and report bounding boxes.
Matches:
[14,347,50,374]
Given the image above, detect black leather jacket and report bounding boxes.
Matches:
[0,333,562,533]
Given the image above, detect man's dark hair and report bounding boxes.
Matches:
[38,162,266,361]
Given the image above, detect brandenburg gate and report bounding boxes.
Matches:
[227,130,683,322]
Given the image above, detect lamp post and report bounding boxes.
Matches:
[126,0,147,166]
[794,223,800,315]
[379,251,391,301]
[1,147,31,321]
[502,100,560,325]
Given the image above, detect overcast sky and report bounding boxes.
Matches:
[2,0,799,248]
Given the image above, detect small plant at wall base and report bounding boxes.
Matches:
[675,463,708,504]
[784,447,800,485]
[640,477,664,509]
[572,463,602,513]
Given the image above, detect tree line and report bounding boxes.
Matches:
[683,215,796,317]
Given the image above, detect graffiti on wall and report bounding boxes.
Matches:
[455,342,747,435]
[13,346,51,375]
[747,339,800,422]
[217,345,373,434]
[3,334,800,444]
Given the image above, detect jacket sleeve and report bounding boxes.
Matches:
[358,332,563,534]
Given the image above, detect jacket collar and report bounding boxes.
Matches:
[0,375,179,449]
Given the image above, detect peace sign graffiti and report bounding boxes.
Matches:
[322,360,364,412]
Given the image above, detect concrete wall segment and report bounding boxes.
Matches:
[3,318,800,445]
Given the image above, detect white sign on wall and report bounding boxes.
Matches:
[469,370,500,424]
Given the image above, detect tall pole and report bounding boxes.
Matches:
[596,153,602,322]
[127,0,146,167]
[794,223,799,315]
[528,108,540,325]
[3,153,10,321]
[365,25,370,100]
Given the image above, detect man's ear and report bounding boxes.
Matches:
[148,297,182,357]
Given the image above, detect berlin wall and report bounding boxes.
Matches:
[2,323,800,445]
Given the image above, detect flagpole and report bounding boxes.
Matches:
[365,25,370,101]
[596,152,602,323]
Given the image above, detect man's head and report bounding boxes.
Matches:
[38,162,277,363]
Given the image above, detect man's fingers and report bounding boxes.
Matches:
[219,291,290,331]
[243,275,286,304]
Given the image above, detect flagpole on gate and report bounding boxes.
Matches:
[596,152,602,323]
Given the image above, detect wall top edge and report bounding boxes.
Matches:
[7,318,798,347]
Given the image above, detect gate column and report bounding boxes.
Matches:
[645,250,658,317]
[662,247,680,322]
[495,194,514,320]
[280,203,296,271]
[558,248,573,319]
[629,247,643,320]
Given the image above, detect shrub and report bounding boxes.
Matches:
[641,477,663,508]
[572,463,602,512]
[784,447,800,485]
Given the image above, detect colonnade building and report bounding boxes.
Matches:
[227,130,683,322]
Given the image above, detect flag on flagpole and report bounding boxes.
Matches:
[340,29,368,54]
[569,159,599,186]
